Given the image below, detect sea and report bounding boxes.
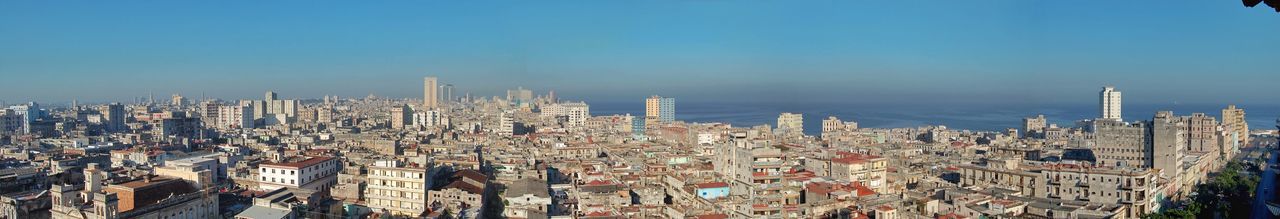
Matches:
[590,101,1280,136]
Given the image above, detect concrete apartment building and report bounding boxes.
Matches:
[424,77,439,109]
[776,112,804,136]
[958,161,1158,218]
[1150,111,1186,177]
[1220,104,1249,152]
[712,135,789,216]
[644,95,675,125]
[1022,114,1047,139]
[390,105,411,129]
[258,156,340,195]
[542,102,590,127]
[1091,119,1149,168]
[365,160,429,217]
[829,152,889,192]
[1100,86,1122,121]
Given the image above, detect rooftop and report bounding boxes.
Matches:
[260,156,335,169]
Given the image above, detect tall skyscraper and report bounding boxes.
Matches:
[1100,86,1122,121]
[423,76,438,109]
[645,95,675,125]
[265,91,278,101]
[441,84,454,104]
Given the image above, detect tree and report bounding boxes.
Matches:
[1144,161,1261,218]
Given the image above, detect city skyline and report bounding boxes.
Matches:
[3,1,1279,105]
[0,2,1277,218]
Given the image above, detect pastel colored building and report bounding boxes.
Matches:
[695,182,730,200]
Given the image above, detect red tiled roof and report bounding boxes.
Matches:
[455,169,487,182]
[584,211,614,217]
[832,153,882,164]
[443,180,485,194]
[695,182,729,189]
[585,180,614,186]
[695,214,729,219]
[853,183,877,197]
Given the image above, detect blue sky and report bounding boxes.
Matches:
[1,1,1277,105]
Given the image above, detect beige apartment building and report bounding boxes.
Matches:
[365,160,430,217]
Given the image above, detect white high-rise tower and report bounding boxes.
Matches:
[1100,86,1122,121]
[424,76,438,109]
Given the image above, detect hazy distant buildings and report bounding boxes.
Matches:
[413,110,447,129]
[542,102,590,127]
[1100,86,1122,121]
[248,91,298,123]
[644,95,675,125]
[822,116,842,133]
[1022,114,1047,139]
[507,86,533,107]
[154,111,201,140]
[101,103,126,133]
[170,94,186,107]
[424,76,439,109]
[821,116,858,139]
[7,102,43,134]
[776,112,804,136]
[199,101,220,127]
[0,110,21,134]
[218,105,253,129]
[441,84,455,104]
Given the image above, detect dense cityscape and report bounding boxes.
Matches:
[0,77,1274,219]
[4,1,1280,219]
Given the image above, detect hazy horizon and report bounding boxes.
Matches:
[3,1,1279,105]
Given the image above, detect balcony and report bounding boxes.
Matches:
[753,171,783,180]
[752,160,784,168]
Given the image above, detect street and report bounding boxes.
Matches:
[1250,136,1278,219]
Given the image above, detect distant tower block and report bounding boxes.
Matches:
[424,76,439,109]
[1100,86,1122,121]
